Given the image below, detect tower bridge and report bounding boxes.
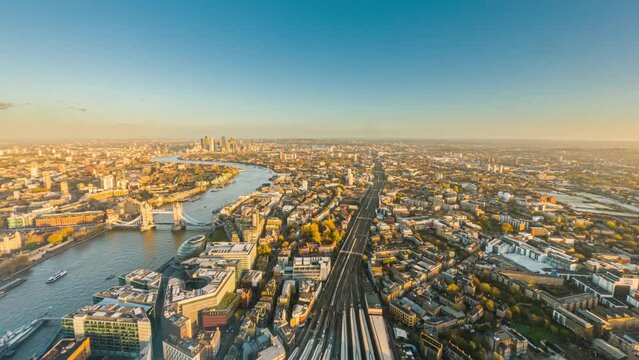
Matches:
[108,201,222,232]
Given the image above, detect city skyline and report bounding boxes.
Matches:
[2,1,639,141]
[3,2,639,357]
[2,139,639,359]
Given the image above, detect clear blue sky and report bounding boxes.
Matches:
[1,1,638,140]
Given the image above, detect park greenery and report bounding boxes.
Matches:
[256,244,272,255]
[300,219,344,245]
[47,227,75,245]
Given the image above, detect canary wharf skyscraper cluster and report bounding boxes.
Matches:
[200,136,241,154]
[1,139,639,360]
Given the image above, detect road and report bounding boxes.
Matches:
[290,161,388,360]
[151,258,177,359]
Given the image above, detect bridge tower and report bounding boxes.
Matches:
[172,202,185,231]
[140,202,155,232]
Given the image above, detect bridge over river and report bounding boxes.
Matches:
[108,200,222,231]
[0,155,273,359]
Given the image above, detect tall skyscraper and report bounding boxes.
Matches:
[201,135,216,153]
[116,177,128,190]
[30,162,38,178]
[100,175,115,191]
[220,136,227,152]
[346,168,354,186]
[60,180,69,194]
[43,172,52,190]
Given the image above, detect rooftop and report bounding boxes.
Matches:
[64,302,150,322]
[119,268,162,289]
[93,285,157,307]
[164,335,205,356]
[165,268,235,306]
[205,242,255,255]
[40,338,90,360]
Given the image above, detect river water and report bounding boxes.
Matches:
[0,155,272,359]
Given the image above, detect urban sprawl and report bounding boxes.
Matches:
[1,138,639,360]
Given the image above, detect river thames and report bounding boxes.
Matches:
[0,155,272,359]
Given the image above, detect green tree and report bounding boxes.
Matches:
[321,219,337,232]
[22,242,43,251]
[311,225,321,243]
[26,234,45,244]
[446,283,460,294]
[257,245,271,255]
[503,309,513,320]
[483,310,495,322]
[479,282,492,293]
[330,229,342,243]
[47,233,63,244]
[301,223,322,243]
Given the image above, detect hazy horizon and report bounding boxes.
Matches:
[3,137,639,149]
[2,1,639,141]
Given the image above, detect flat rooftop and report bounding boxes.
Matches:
[501,252,546,273]
[205,242,255,254]
[120,268,162,289]
[164,335,204,356]
[94,285,157,306]
[166,269,235,305]
[65,302,150,322]
[40,338,90,360]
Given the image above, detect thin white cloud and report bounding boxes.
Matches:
[67,106,87,112]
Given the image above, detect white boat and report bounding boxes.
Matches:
[0,319,45,357]
[46,270,67,284]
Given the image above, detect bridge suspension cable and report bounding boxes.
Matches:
[108,215,142,227]
[181,212,210,227]
[110,201,213,230]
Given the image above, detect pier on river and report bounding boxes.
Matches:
[0,155,272,359]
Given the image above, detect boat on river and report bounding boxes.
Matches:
[0,278,27,298]
[3,155,272,358]
[0,318,46,358]
[46,270,67,284]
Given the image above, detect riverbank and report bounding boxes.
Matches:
[0,157,245,283]
[176,154,276,175]
[150,171,239,207]
[0,226,107,283]
[0,155,274,359]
